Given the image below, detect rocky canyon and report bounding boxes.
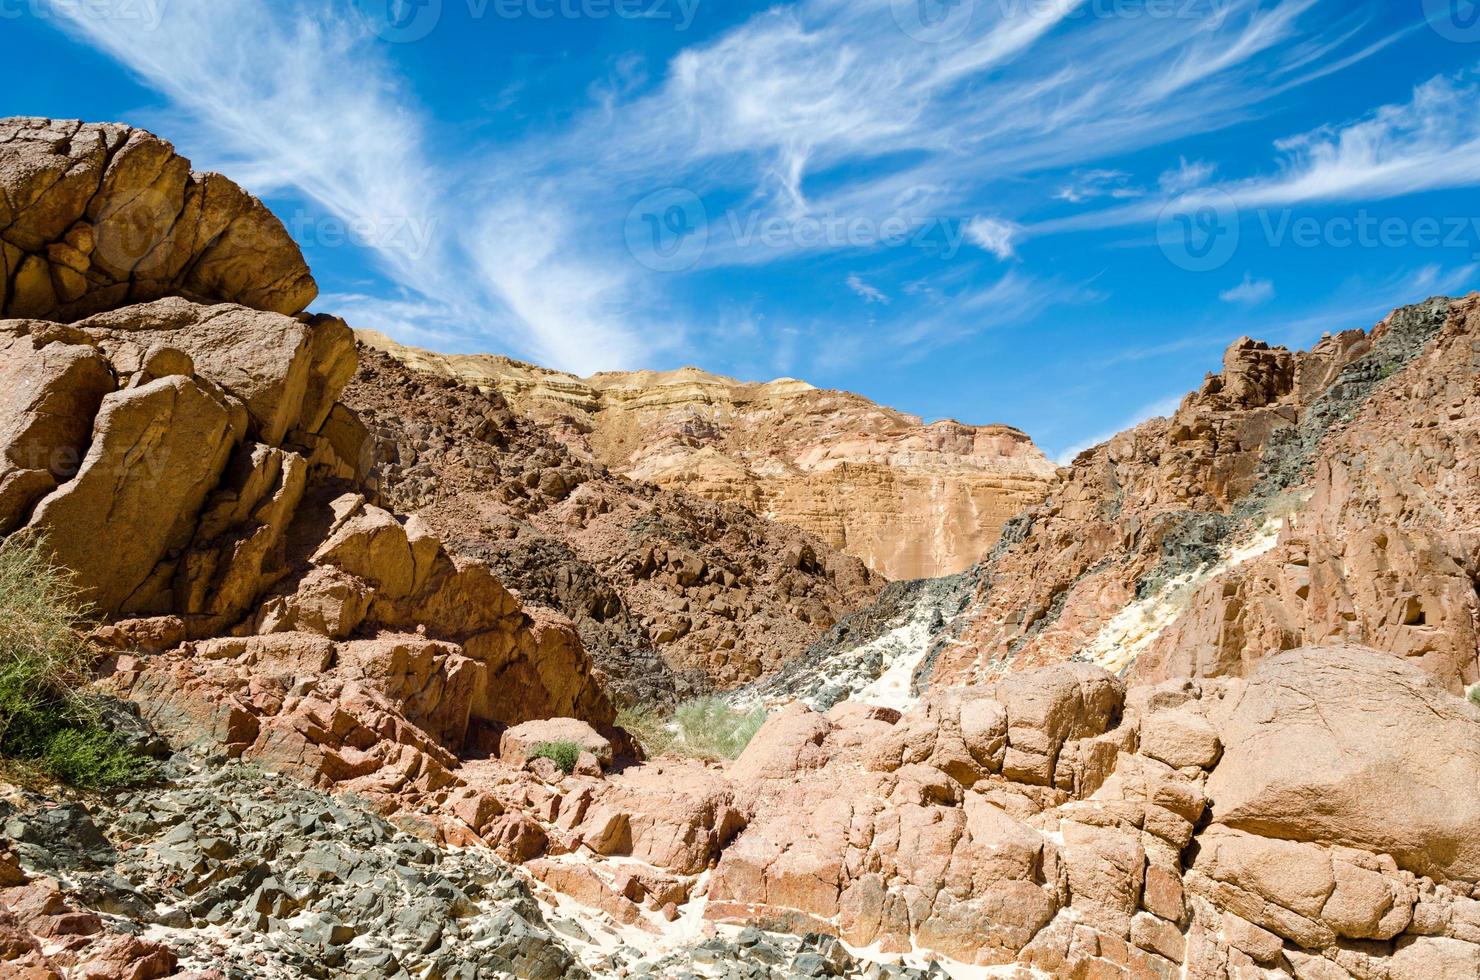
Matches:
[357,332,1058,582]
[2,117,1479,980]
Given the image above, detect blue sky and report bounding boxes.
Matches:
[6,0,1480,460]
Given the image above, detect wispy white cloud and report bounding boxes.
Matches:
[46,0,651,374]
[1159,158,1218,195]
[1055,169,1141,204]
[846,274,890,305]
[46,0,1403,377]
[1221,274,1276,305]
[1044,69,1480,237]
[965,217,1020,261]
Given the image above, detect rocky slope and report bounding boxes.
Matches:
[340,346,881,702]
[358,331,1057,581]
[791,297,1480,706]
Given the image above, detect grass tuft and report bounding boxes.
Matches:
[529,740,582,775]
[619,697,768,762]
[0,537,157,790]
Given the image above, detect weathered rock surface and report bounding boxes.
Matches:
[341,347,882,702]
[809,295,1480,701]
[703,650,1477,976]
[2,761,587,979]
[358,331,1056,581]
[7,120,1480,980]
[0,118,316,321]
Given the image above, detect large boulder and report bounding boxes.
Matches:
[0,322,113,532]
[0,118,315,321]
[2,299,357,619]
[78,297,353,445]
[1205,646,1480,884]
[27,374,245,611]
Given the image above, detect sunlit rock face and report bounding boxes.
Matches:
[358,330,1058,582]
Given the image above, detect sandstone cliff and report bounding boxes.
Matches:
[340,347,882,702]
[358,331,1056,581]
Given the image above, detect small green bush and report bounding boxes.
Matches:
[673,697,767,761]
[616,704,676,758]
[1467,684,1480,710]
[530,740,582,774]
[0,537,156,790]
[617,697,768,762]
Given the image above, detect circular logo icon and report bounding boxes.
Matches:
[92,187,179,278]
[1424,0,1480,42]
[891,0,975,44]
[624,188,708,273]
[1157,190,1240,273]
[356,0,442,43]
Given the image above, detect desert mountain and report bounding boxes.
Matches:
[340,345,881,703]
[782,296,1479,707]
[359,330,1057,581]
[3,119,1479,980]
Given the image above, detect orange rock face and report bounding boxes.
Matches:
[357,331,1056,581]
[911,296,1480,695]
[341,347,882,700]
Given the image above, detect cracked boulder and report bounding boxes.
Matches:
[0,117,316,321]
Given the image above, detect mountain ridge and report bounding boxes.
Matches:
[358,328,1057,581]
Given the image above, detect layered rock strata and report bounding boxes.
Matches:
[804,296,1480,702]
[340,347,881,701]
[358,331,1057,581]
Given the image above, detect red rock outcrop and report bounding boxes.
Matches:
[8,120,1480,980]
[451,648,1480,978]
[358,331,1056,581]
[0,118,315,322]
[340,347,882,701]
[0,145,617,832]
[910,296,1480,695]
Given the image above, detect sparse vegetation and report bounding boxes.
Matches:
[529,739,582,774]
[674,697,768,761]
[0,537,157,790]
[618,697,769,762]
[616,703,676,758]
[1468,684,1480,710]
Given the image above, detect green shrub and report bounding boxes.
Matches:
[0,537,156,790]
[1468,684,1480,710]
[617,697,769,762]
[616,704,676,758]
[530,740,582,774]
[672,697,767,761]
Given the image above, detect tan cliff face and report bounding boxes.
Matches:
[357,330,1057,580]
